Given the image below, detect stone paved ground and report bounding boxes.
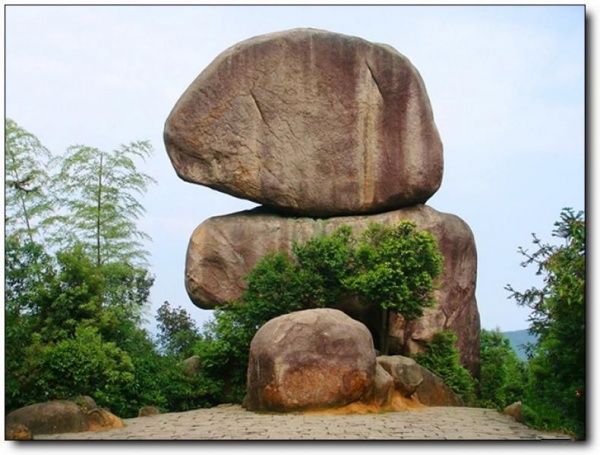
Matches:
[34,405,573,441]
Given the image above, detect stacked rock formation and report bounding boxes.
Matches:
[164,28,480,375]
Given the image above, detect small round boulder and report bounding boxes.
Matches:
[245,308,376,412]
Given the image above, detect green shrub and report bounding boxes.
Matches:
[345,222,444,354]
[414,330,476,405]
[18,326,135,413]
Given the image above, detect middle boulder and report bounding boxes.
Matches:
[244,308,376,412]
[164,28,443,217]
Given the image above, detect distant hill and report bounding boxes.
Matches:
[502,329,538,361]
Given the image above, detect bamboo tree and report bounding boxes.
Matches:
[51,141,157,267]
[4,118,53,243]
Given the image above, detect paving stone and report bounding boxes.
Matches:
[32,405,572,441]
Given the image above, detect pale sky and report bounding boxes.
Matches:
[3,3,586,334]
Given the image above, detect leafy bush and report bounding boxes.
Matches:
[414,330,476,405]
[16,326,134,413]
[4,238,208,418]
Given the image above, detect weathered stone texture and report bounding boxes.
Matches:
[244,308,376,412]
[377,355,463,407]
[164,28,443,216]
[377,355,423,397]
[504,401,525,423]
[6,401,88,436]
[371,363,395,408]
[5,400,125,436]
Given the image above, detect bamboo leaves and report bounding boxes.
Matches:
[53,142,156,267]
[5,119,54,242]
[5,119,156,267]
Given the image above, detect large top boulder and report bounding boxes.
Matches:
[164,28,443,217]
[244,308,376,412]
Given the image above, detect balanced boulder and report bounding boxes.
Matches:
[244,308,376,412]
[164,28,443,217]
[185,204,480,376]
[165,28,481,382]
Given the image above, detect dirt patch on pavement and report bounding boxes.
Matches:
[301,391,423,415]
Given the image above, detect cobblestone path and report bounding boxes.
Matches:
[34,405,573,441]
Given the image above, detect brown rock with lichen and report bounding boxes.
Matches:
[377,355,463,407]
[5,423,33,440]
[504,401,525,423]
[5,401,88,436]
[138,406,160,417]
[85,408,125,432]
[5,400,124,437]
[371,363,395,408]
[244,308,376,412]
[164,28,443,217]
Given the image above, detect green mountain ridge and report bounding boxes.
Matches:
[501,329,537,361]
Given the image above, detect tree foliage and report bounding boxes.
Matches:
[477,329,526,410]
[506,208,585,439]
[19,326,135,410]
[155,301,202,358]
[414,330,476,404]
[345,222,444,353]
[3,120,197,419]
[5,238,152,412]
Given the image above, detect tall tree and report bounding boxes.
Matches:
[345,221,444,354]
[506,208,585,439]
[50,141,156,266]
[477,328,526,410]
[4,118,53,242]
[155,301,202,358]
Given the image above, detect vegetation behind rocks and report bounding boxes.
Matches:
[4,120,585,439]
